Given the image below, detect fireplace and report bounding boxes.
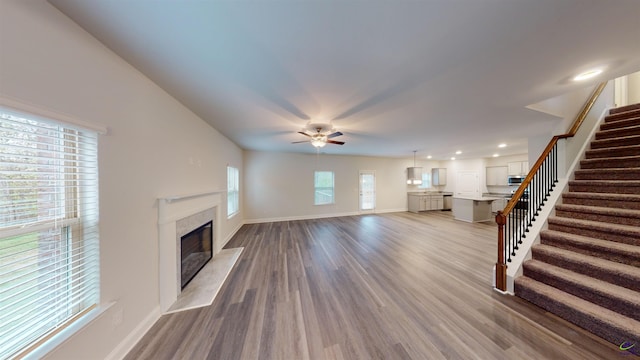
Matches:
[180,221,213,289]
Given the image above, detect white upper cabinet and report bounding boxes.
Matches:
[432,168,447,186]
[507,161,529,176]
[486,166,508,186]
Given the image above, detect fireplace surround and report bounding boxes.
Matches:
[158,192,221,312]
[158,191,243,313]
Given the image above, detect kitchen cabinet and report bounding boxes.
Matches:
[432,168,447,186]
[430,195,444,210]
[408,194,444,213]
[452,197,495,223]
[507,161,529,176]
[486,166,508,186]
[408,195,427,213]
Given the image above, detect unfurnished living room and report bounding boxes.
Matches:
[1,1,640,359]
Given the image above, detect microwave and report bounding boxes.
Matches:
[508,176,524,186]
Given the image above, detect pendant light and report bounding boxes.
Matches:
[407,151,423,185]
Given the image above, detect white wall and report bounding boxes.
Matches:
[439,158,486,196]
[0,1,243,359]
[243,151,408,222]
[526,84,596,136]
[525,84,599,166]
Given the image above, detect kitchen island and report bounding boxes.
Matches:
[452,196,500,223]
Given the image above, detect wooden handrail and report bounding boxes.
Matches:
[495,81,607,291]
[563,82,609,138]
[501,81,607,214]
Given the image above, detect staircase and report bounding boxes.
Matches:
[515,103,640,346]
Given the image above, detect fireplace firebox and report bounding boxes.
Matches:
[180,221,213,289]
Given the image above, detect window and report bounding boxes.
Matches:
[314,171,334,205]
[0,110,99,359]
[227,166,239,217]
[418,172,432,189]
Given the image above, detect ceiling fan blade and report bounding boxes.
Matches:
[327,140,345,145]
[291,140,309,144]
[297,131,311,137]
[326,131,343,139]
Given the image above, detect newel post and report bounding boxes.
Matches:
[495,211,507,291]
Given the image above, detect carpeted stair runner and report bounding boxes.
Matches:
[515,103,640,346]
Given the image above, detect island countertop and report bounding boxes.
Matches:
[452,197,498,222]
[452,196,501,201]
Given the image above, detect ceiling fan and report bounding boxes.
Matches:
[292,123,345,148]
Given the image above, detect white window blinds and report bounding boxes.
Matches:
[227,166,239,217]
[314,171,334,205]
[0,110,100,359]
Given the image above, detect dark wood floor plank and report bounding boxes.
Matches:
[126,212,627,359]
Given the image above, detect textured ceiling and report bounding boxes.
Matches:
[49,0,640,160]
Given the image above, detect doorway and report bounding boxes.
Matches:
[456,171,480,198]
[359,171,376,213]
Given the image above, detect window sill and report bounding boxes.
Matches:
[22,302,114,360]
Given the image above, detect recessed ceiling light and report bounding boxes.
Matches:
[493,154,499,157]
[498,143,507,148]
[427,155,432,159]
[455,150,462,155]
[573,68,603,81]
[451,157,456,160]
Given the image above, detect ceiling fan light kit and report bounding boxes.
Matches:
[292,122,345,148]
[311,134,328,148]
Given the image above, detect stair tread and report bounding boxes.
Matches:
[533,244,640,279]
[586,143,640,153]
[609,103,640,115]
[563,192,640,201]
[555,204,640,218]
[516,277,640,333]
[598,123,640,133]
[541,229,640,258]
[601,117,640,130]
[606,107,640,120]
[549,216,640,235]
[581,154,640,162]
[591,134,640,144]
[596,124,640,136]
[524,259,640,304]
[576,167,640,173]
[569,179,640,186]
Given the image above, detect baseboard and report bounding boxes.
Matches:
[245,211,360,224]
[244,209,407,224]
[105,306,161,360]
[220,220,244,249]
[374,208,407,214]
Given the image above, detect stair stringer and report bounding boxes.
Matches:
[498,106,612,294]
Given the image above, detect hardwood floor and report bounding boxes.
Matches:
[125,212,629,359]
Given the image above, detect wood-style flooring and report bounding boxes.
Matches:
[125,211,630,359]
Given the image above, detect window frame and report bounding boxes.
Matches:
[0,107,100,359]
[314,171,335,205]
[227,166,239,218]
[418,172,432,189]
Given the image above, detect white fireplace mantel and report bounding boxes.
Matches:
[157,191,223,313]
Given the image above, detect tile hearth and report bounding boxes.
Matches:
[166,247,243,314]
